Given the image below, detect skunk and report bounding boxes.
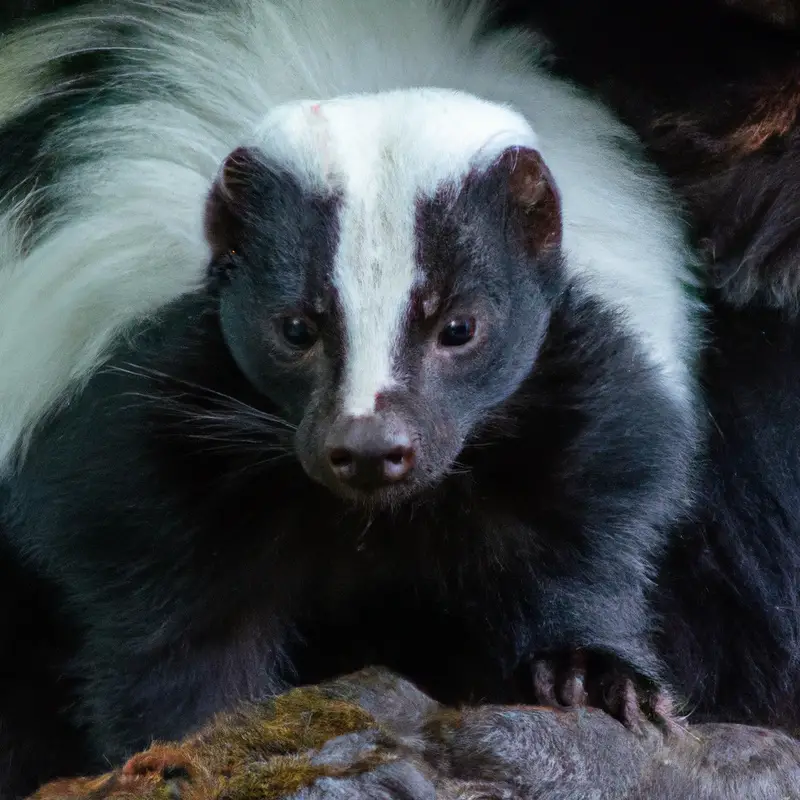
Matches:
[494,0,800,732]
[0,0,706,794]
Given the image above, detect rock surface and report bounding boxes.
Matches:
[29,668,800,799]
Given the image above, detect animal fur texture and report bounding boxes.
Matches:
[506,0,800,311]
[502,0,800,728]
[0,0,710,795]
[27,668,800,800]
[2,0,800,797]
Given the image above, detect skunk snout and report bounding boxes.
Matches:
[324,414,416,492]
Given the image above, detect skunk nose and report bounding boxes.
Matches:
[326,416,415,490]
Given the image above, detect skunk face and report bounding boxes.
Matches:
[204,90,563,503]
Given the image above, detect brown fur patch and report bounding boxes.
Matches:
[722,79,800,156]
[635,57,800,309]
[421,707,465,742]
[649,71,800,164]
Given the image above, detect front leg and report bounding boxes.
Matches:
[518,576,683,735]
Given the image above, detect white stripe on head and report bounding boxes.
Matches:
[0,0,701,473]
[255,89,538,416]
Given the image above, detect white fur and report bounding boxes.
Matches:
[0,0,702,470]
[256,92,538,414]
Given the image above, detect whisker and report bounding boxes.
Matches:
[107,364,297,433]
[227,452,294,480]
[116,397,295,447]
[356,514,376,550]
[449,460,473,477]
[191,434,292,452]
[111,364,297,427]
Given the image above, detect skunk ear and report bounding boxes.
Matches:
[204,147,264,260]
[498,146,562,256]
[217,146,263,204]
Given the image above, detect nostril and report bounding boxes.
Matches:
[325,418,416,490]
[328,447,354,470]
[383,446,415,481]
[385,448,406,466]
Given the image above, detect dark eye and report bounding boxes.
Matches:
[438,317,477,348]
[281,315,318,349]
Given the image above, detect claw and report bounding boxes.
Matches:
[530,651,683,737]
[532,658,560,707]
[558,650,588,707]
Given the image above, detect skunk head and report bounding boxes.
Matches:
[204,89,563,505]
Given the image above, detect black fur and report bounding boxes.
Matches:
[2,2,800,798]
[497,0,800,727]
[0,49,120,238]
[0,145,695,796]
[0,0,76,30]
[657,298,800,728]
[0,539,88,799]
[1,279,690,759]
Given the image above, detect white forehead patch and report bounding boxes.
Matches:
[254,88,537,415]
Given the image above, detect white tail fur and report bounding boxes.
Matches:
[0,0,702,471]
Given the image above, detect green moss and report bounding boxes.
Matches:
[30,687,384,800]
[221,754,328,800]
[204,687,377,766]
[220,749,395,800]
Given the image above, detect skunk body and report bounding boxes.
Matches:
[497,0,800,730]
[656,299,800,730]
[0,0,745,795]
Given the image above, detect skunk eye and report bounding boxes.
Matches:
[281,315,318,349]
[438,317,477,348]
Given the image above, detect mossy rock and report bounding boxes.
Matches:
[28,668,800,800]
